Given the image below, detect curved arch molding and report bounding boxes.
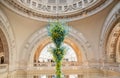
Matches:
[20,27,93,69]
[33,38,82,63]
[106,23,120,63]
[0,0,113,22]
[99,2,120,62]
[0,28,9,64]
[0,9,16,70]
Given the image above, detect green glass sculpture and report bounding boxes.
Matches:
[47,21,68,78]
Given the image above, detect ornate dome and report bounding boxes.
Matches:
[1,0,113,21]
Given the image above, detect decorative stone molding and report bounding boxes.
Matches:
[0,9,16,70]
[19,27,92,69]
[0,0,113,21]
[116,32,120,63]
[0,29,8,64]
[100,2,120,62]
[106,23,120,63]
[17,0,96,13]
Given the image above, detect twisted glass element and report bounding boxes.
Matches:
[47,21,68,78]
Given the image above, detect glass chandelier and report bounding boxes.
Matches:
[47,1,69,77]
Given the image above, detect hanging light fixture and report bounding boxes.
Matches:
[47,0,69,78]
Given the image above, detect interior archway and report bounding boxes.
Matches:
[34,38,82,66]
[0,28,9,64]
[27,37,84,78]
[0,0,120,78]
[22,27,92,77]
[100,2,120,62]
[39,43,77,62]
[23,27,90,69]
[106,22,120,63]
[0,9,16,71]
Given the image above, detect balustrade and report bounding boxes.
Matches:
[33,62,81,67]
[30,62,120,72]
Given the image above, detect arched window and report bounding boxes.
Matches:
[39,43,77,63]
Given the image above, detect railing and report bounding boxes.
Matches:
[33,62,81,67]
[31,62,120,72]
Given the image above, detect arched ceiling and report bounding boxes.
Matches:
[1,0,113,21]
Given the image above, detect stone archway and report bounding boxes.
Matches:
[20,27,93,69]
[0,9,16,70]
[106,23,120,63]
[0,28,9,64]
[33,38,82,64]
[99,2,120,62]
